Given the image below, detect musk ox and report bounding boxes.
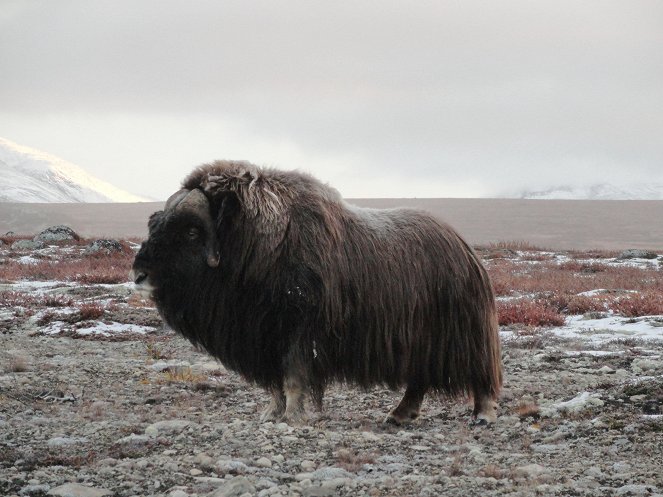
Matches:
[131,160,502,425]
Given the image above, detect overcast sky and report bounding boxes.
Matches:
[1,0,662,200]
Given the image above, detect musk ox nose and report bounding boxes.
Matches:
[129,269,148,285]
[134,271,147,285]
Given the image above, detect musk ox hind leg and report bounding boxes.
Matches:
[282,371,308,425]
[260,386,286,423]
[384,384,427,426]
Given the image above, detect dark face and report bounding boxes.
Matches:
[131,209,213,304]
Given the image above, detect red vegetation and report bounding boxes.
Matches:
[609,291,663,317]
[497,299,565,327]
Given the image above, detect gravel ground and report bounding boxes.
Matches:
[1,245,662,496]
[2,311,662,496]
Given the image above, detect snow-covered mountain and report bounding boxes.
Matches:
[513,183,663,200]
[0,137,148,202]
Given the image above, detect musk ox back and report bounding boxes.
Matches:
[131,160,502,425]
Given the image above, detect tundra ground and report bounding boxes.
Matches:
[1,239,662,497]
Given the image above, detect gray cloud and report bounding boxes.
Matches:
[1,0,662,199]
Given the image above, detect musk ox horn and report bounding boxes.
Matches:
[166,188,220,268]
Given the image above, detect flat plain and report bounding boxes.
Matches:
[1,198,662,250]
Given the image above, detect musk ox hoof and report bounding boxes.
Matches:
[383,410,420,426]
[260,408,282,423]
[472,399,498,425]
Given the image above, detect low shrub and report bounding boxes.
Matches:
[497,299,565,327]
[610,292,663,317]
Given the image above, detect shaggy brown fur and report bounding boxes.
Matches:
[132,160,502,424]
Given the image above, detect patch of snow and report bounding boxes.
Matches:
[550,315,663,343]
[17,255,40,265]
[76,322,156,336]
[577,289,610,297]
[564,350,623,357]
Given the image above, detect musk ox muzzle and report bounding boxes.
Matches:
[131,160,503,426]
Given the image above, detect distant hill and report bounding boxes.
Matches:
[0,137,148,202]
[512,183,663,200]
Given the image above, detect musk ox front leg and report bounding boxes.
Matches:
[385,384,427,425]
[260,386,286,423]
[260,355,310,425]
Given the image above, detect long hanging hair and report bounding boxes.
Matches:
[156,160,502,404]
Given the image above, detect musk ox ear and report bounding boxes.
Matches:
[167,189,221,268]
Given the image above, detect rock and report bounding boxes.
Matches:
[632,359,659,373]
[615,484,657,496]
[47,436,88,447]
[34,225,80,243]
[116,433,151,445]
[617,249,658,260]
[308,467,353,480]
[255,457,272,468]
[47,483,112,497]
[20,484,50,495]
[11,239,45,251]
[303,486,338,497]
[216,459,250,475]
[83,239,125,255]
[169,490,189,497]
[144,419,193,437]
[209,476,256,497]
[194,452,215,469]
[513,463,549,480]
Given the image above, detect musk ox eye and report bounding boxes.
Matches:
[187,227,200,240]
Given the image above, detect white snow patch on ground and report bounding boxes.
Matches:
[563,350,623,357]
[76,322,156,336]
[17,255,41,265]
[3,280,75,292]
[41,320,156,336]
[549,314,663,343]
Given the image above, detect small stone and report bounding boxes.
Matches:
[47,436,87,447]
[144,419,192,437]
[514,463,549,480]
[47,483,112,497]
[303,486,337,497]
[193,452,215,468]
[255,457,272,468]
[216,460,250,475]
[309,467,353,480]
[300,460,316,471]
[189,468,203,476]
[615,484,657,496]
[169,491,189,497]
[20,484,50,495]
[209,476,256,497]
[116,434,150,445]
